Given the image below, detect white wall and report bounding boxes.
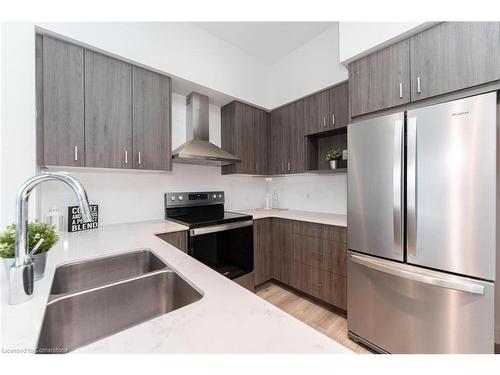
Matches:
[37,22,270,108]
[270,174,347,214]
[0,23,38,230]
[39,94,266,226]
[338,22,428,64]
[268,25,347,109]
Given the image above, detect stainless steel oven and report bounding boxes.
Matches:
[165,191,255,291]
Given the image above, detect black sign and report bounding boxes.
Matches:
[67,205,99,232]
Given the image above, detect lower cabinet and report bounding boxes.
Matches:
[253,218,273,285]
[156,231,187,252]
[253,218,347,310]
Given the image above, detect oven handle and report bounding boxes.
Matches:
[190,220,253,237]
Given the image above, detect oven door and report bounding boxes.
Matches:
[189,220,254,289]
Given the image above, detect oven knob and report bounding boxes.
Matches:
[178,195,183,201]
[218,194,223,198]
[213,194,217,199]
[171,196,176,201]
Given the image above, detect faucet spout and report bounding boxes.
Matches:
[9,172,92,305]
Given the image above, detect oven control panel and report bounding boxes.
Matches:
[165,191,224,208]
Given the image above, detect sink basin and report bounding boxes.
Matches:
[49,249,166,297]
[36,250,202,353]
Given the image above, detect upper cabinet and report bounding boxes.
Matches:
[349,22,500,117]
[221,101,269,175]
[304,82,350,135]
[132,67,171,171]
[410,22,500,100]
[40,36,85,167]
[36,34,172,171]
[304,89,329,135]
[349,39,410,117]
[84,51,132,169]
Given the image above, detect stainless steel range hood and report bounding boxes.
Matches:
[172,92,240,166]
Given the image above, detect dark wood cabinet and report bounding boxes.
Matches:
[304,89,329,135]
[221,101,269,175]
[410,22,500,100]
[36,34,172,171]
[328,82,349,131]
[132,67,172,171]
[156,231,187,252]
[253,217,347,310]
[272,218,293,285]
[39,36,85,167]
[269,100,306,174]
[84,51,132,169]
[253,218,273,285]
[349,39,411,117]
[270,106,287,174]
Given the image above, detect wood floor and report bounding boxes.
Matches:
[256,281,371,354]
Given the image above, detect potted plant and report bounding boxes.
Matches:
[0,220,60,280]
[325,148,342,169]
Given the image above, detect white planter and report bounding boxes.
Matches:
[329,160,338,169]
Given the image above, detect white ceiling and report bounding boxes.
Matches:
[194,22,335,65]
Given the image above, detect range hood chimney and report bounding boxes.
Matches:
[171,92,240,166]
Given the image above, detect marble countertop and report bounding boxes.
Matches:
[1,220,351,354]
[237,209,347,227]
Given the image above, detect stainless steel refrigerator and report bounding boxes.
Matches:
[347,92,497,354]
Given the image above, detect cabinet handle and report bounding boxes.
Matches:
[417,77,421,94]
[138,151,141,166]
[74,146,78,162]
[399,82,403,99]
[124,150,128,164]
[332,113,335,125]
[281,163,284,172]
[323,116,326,128]
[287,162,290,171]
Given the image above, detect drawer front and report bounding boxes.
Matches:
[293,234,346,276]
[293,221,347,243]
[291,262,347,310]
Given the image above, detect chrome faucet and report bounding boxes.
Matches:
[9,172,93,305]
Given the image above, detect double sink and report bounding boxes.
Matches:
[36,249,203,353]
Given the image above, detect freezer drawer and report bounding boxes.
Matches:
[347,252,494,354]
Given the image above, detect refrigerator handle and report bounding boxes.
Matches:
[350,254,485,295]
[407,117,417,258]
[393,120,404,255]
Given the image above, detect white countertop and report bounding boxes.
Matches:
[238,209,347,227]
[1,220,351,354]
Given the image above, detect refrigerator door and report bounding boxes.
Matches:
[348,113,404,261]
[347,252,494,353]
[407,92,496,280]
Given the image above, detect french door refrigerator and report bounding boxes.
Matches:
[347,92,497,354]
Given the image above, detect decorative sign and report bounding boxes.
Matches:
[67,205,99,232]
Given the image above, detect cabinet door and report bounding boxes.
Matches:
[254,218,273,285]
[254,108,270,175]
[304,90,329,135]
[410,22,500,101]
[85,51,132,168]
[349,39,410,117]
[270,107,287,174]
[42,36,84,166]
[288,100,305,173]
[329,82,349,131]
[272,219,293,284]
[132,67,171,170]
